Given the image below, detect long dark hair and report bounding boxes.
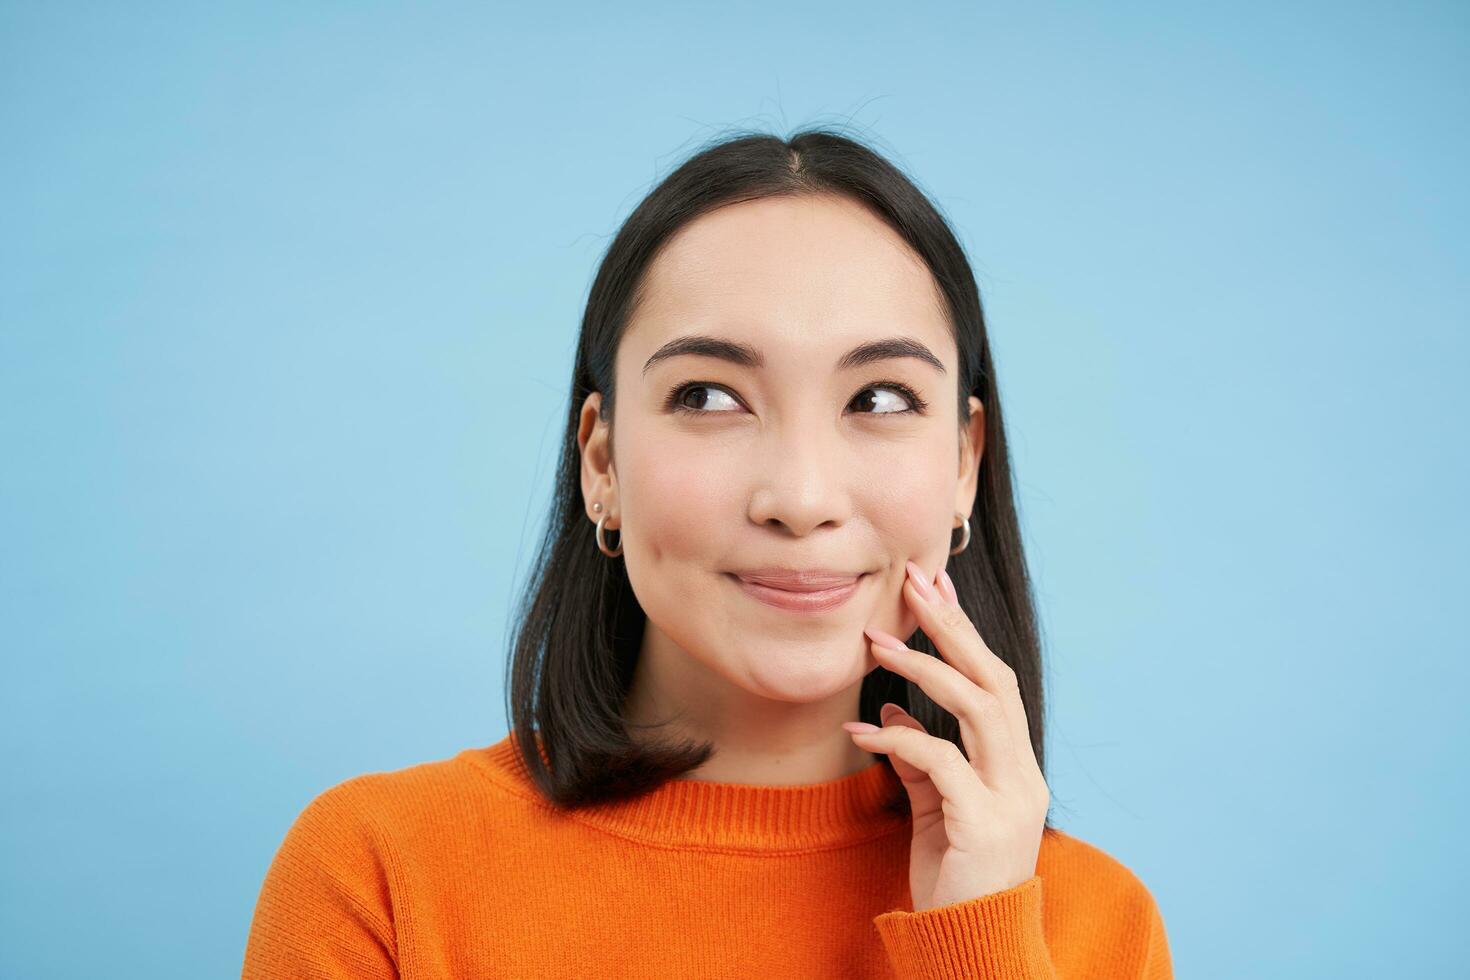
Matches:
[506,126,1056,832]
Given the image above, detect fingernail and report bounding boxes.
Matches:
[842,721,880,733]
[864,625,907,650]
[937,568,959,605]
[905,560,940,602]
[880,701,903,719]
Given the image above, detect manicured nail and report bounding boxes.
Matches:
[937,568,959,605]
[905,560,940,602]
[880,701,903,719]
[864,625,907,650]
[842,721,880,733]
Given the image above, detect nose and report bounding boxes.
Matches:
[745,423,854,537]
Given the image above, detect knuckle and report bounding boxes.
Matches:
[937,603,971,632]
[941,739,970,769]
[958,690,1005,734]
[970,688,1002,721]
[994,660,1020,692]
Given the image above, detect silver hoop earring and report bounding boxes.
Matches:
[949,515,971,555]
[596,513,623,557]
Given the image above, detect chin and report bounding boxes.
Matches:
[731,637,868,696]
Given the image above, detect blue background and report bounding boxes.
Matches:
[3,3,1465,977]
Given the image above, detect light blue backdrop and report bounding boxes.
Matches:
[3,3,1465,977]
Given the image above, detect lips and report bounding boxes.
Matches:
[733,569,863,591]
[728,569,867,613]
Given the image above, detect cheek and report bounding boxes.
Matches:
[863,442,957,545]
[616,434,743,662]
[618,432,736,562]
[860,438,959,634]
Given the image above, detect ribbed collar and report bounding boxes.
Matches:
[461,732,909,852]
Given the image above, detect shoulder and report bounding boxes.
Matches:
[285,738,538,855]
[246,751,507,974]
[257,746,517,902]
[1035,827,1173,977]
[1037,825,1166,924]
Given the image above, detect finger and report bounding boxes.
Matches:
[879,701,923,729]
[866,633,1022,794]
[845,723,989,820]
[903,561,1041,778]
[877,702,932,789]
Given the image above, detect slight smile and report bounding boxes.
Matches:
[726,571,868,613]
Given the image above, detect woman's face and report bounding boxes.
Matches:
[580,192,984,713]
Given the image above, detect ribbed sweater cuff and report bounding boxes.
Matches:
[873,875,1055,980]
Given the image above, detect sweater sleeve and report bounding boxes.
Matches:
[873,873,1174,980]
[241,782,400,980]
[873,875,1057,980]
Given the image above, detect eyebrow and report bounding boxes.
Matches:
[641,334,948,376]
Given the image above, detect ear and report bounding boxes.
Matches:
[578,391,617,523]
[954,395,985,522]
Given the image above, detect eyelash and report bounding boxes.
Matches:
[664,380,929,417]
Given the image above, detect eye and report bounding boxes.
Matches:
[850,383,925,415]
[665,381,928,416]
[668,383,743,414]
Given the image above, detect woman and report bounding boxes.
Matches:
[242,129,1174,979]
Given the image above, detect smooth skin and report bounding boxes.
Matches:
[577,192,1047,908]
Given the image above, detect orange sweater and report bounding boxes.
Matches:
[242,732,1173,979]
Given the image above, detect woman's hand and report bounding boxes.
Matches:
[847,559,1050,913]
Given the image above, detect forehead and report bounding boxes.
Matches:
[622,193,952,363]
